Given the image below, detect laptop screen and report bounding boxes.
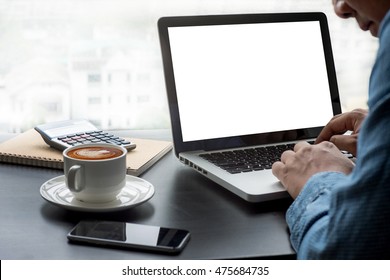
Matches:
[159,13,341,154]
[169,21,333,142]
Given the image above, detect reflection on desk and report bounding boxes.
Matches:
[0,129,295,259]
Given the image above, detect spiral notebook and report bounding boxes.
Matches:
[0,129,172,176]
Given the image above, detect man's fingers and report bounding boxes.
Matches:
[316,109,368,144]
[316,115,349,143]
[330,134,358,156]
[271,161,286,186]
[293,141,311,152]
[280,149,295,163]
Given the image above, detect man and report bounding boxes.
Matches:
[272,0,390,259]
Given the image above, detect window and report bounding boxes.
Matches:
[87,73,102,85]
[88,96,102,105]
[0,0,378,133]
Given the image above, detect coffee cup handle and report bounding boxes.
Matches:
[67,165,84,192]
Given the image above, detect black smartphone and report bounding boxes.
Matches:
[67,220,190,254]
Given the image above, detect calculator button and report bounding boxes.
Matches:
[89,133,100,137]
[55,130,133,150]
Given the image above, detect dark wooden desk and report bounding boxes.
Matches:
[0,130,295,259]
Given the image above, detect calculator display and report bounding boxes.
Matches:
[44,122,96,138]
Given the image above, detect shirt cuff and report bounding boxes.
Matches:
[286,171,347,251]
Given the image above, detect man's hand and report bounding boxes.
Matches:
[315,108,368,157]
[272,141,355,199]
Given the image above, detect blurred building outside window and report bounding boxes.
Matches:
[0,0,378,133]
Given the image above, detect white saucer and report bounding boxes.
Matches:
[40,175,155,212]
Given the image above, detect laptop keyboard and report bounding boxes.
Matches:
[200,143,296,174]
[200,141,354,174]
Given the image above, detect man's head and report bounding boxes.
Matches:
[333,0,390,37]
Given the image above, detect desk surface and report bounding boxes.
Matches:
[0,130,295,259]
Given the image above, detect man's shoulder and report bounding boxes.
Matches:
[379,10,390,39]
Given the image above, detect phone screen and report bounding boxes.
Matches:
[67,220,190,253]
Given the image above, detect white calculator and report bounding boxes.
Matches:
[35,120,136,151]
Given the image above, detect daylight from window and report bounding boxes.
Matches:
[0,0,378,133]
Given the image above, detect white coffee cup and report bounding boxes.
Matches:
[63,143,127,203]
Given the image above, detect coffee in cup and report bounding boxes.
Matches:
[67,146,124,160]
[63,143,127,203]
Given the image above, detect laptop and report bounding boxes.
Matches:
[158,12,341,202]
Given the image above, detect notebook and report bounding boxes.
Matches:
[0,129,172,177]
[158,12,341,202]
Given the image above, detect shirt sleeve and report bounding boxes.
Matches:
[286,172,348,256]
[284,10,390,259]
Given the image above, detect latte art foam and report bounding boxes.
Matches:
[67,146,124,160]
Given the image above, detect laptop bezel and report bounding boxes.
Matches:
[158,12,341,157]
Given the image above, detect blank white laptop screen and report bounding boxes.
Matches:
[168,21,334,142]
